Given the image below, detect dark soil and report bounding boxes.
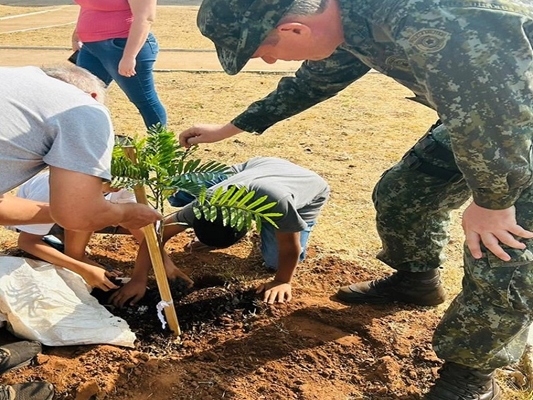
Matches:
[92,276,268,358]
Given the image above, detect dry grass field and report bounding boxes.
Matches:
[0,4,532,400]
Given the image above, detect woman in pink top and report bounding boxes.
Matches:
[72,0,167,129]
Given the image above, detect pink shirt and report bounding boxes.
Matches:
[75,0,133,43]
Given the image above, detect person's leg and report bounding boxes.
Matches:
[78,36,166,128]
[374,122,471,272]
[168,172,229,207]
[76,44,113,86]
[427,182,533,398]
[260,223,279,269]
[42,224,65,252]
[118,33,166,128]
[337,122,472,305]
[104,34,166,129]
[168,190,197,207]
[433,253,533,369]
[0,341,41,373]
[125,227,145,243]
[422,361,502,400]
[297,220,315,262]
[0,382,54,400]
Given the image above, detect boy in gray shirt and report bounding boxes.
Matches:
[109,157,330,307]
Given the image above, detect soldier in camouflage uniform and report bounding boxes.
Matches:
[178,0,533,398]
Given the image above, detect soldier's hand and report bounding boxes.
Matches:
[462,203,533,261]
[178,123,243,148]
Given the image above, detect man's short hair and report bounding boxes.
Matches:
[41,64,106,102]
[192,213,248,248]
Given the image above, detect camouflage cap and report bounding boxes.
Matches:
[197,0,295,75]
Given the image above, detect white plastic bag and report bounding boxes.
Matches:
[0,256,135,347]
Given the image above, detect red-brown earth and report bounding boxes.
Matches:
[1,230,529,400]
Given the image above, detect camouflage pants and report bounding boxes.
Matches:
[374,122,533,369]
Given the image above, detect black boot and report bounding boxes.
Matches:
[424,362,502,399]
[336,269,446,306]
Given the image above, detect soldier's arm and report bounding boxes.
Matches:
[232,49,371,134]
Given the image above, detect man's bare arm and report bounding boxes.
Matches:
[0,193,52,226]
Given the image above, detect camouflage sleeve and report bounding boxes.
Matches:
[231,48,371,134]
[395,4,533,209]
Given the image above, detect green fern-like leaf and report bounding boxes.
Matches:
[194,187,282,231]
[110,125,282,233]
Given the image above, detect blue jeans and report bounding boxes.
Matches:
[77,32,167,129]
[261,221,316,270]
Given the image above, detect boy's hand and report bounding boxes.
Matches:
[256,280,292,304]
[108,279,147,308]
[165,266,194,288]
[83,267,120,291]
[163,251,194,288]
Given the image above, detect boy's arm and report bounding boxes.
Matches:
[126,227,145,243]
[161,213,189,241]
[160,215,193,283]
[257,231,301,304]
[109,215,190,307]
[17,231,119,291]
[108,237,151,307]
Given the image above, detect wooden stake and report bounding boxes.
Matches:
[123,146,181,336]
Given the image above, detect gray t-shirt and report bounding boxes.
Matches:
[176,157,330,232]
[0,66,114,194]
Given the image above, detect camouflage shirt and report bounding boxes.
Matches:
[232,0,533,209]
